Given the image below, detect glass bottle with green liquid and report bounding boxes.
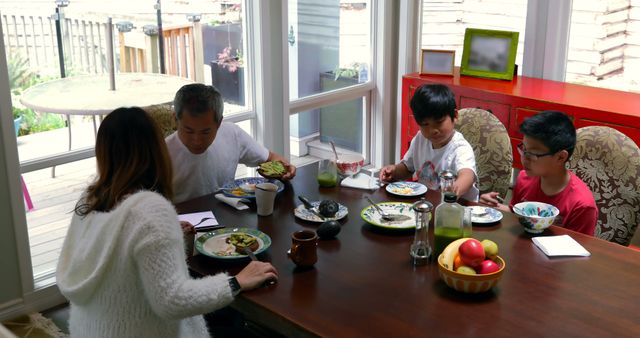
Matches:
[434,192,470,257]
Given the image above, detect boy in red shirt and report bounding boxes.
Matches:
[480,111,597,235]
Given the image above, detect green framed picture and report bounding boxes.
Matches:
[460,28,519,81]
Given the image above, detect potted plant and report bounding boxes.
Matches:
[210,46,245,105]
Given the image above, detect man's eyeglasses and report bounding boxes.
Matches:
[516,143,556,160]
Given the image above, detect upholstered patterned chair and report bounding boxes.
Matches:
[455,108,513,197]
[567,126,640,246]
[144,104,177,137]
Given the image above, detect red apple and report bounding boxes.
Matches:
[476,259,501,274]
[458,239,485,267]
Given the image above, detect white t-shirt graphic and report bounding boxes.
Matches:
[401,131,479,201]
[166,122,269,203]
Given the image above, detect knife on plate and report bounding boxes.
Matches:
[298,196,325,221]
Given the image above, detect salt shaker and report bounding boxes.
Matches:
[410,198,433,266]
[439,170,456,200]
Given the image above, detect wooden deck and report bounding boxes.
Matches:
[18,119,318,278]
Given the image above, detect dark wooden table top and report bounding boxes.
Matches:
[177,165,640,337]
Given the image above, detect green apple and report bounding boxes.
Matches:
[456,266,477,275]
[481,239,499,259]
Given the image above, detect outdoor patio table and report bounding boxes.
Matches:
[20,72,192,148]
[177,164,640,337]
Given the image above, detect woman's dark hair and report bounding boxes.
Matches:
[519,110,576,159]
[173,83,224,123]
[409,84,457,123]
[75,107,173,215]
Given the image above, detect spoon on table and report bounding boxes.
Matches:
[364,196,406,222]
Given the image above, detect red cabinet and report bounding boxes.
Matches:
[402,68,640,169]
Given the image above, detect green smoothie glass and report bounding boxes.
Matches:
[317,159,338,187]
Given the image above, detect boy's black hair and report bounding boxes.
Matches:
[519,110,576,159]
[409,84,457,123]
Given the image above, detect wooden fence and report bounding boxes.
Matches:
[118,22,203,82]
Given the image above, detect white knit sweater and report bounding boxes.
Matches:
[57,191,234,338]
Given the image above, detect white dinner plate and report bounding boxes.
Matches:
[360,202,416,229]
[294,201,348,223]
[385,181,427,197]
[195,227,271,259]
[467,206,503,224]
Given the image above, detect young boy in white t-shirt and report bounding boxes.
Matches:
[379,84,479,201]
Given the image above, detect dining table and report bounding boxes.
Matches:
[177,164,640,338]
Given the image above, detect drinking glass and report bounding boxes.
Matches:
[317,159,338,187]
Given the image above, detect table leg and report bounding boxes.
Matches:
[51,114,72,178]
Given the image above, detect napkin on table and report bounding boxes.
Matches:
[341,173,380,190]
[214,193,250,210]
[531,235,591,257]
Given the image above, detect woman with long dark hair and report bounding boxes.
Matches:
[57,107,277,337]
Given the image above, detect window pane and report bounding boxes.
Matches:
[288,0,371,100]
[566,2,639,92]
[420,0,528,74]
[290,97,367,162]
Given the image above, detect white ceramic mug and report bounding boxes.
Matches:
[255,182,278,216]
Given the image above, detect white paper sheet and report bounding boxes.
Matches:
[178,211,219,230]
[532,235,591,257]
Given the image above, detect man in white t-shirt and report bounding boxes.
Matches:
[166,84,296,203]
[379,84,479,201]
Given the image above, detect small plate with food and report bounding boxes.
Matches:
[385,181,427,197]
[360,202,416,229]
[257,160,287,179]
[294,200,349,223]
[221,177,285,199]
[195,227,272,259]
[466,206,503,224]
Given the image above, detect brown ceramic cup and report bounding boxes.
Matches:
[287,230,318,267]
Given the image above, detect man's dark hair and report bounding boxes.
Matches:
[409,84,457,123]
[519,110,576,159]
[173,83,224,123]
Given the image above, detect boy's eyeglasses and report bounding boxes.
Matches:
[516,143,555,160]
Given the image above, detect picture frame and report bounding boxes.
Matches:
[419,49,455,76]
[460,28,519,81]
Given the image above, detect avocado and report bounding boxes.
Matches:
[318,200,339,217]
[316,220,341,239]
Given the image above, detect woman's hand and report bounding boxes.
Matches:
[235,261,279,292]
[180,221,196,235]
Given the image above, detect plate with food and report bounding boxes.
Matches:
[195,227,272,259]
[467,206,503,224]
[257,160,287,179]
[294,200,348,223]
[385,181,427,197]
[221,177,285,199]
[360,202,416,229]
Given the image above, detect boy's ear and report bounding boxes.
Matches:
[453,109,459,123]
[556,149,569,164]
